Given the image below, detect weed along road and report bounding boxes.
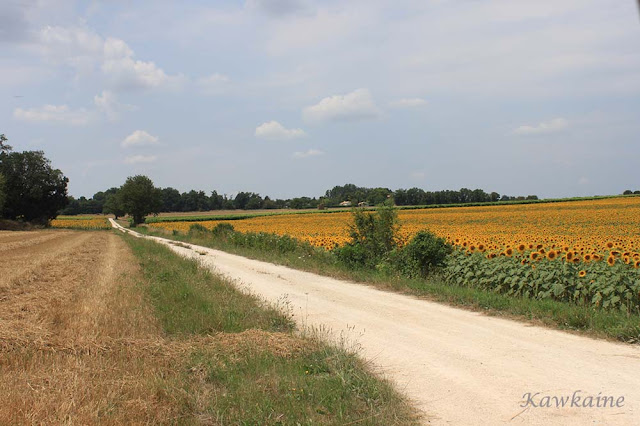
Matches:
[111,220,640,425]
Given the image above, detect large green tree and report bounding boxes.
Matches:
[0,134,10,213]
[0,173,6,214]
[102,191,125,219]
[119,175,162,225]
[0,147,68,223]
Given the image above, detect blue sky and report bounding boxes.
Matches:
[1,0,639,199]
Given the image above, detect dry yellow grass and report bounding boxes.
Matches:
[0,230,315,424]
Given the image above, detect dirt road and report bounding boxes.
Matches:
[112,221,640,425]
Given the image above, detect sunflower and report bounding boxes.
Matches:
[607,255,615,266]
[547,250,558,260]
[606,241,614,249]
[518,244,526,252]
[583,254,592,262]
[566,251,574,261]
[530,252,540,261]
[634,260,640,269]
[478,244,485,252]
[572,257,581,264]
[578,270,586,277]
[505,247,514,257]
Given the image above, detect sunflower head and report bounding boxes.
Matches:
[566,251,574,261]
[607,256,615,266]
[518,244,526,252]
[505,248,514,257]
[547,250,557,260]
[578,270,586,277]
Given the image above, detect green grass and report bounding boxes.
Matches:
[126,236,292,334]
[145,193,638,224]
[122,234,419,424]
[135,226,640,344]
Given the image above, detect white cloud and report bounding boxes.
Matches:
[13,104,93,125]
[389,98,427,108]
[38,25,103,72]
[196,73,230,95]
[293,148,323,158]
[514,118,569,135]
[94,90,136,121]
[303,88,380,123]
[255,121,306,140]
[121,130,159,147]
[36,25,181,91]
[103,37,182,90]
[124,155,157,165]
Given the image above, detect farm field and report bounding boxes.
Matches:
[150,197,640,261]
[148,197,640,315]
[50,216,111,229]
[0,230,415,424]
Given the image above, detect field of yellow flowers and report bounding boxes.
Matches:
[150,197,640,312]
[51,217,111,230]
[150,197,640,267]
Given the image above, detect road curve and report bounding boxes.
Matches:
[111,220,640,425]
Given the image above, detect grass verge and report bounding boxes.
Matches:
[123,234,420,424]
[135,226,640,344]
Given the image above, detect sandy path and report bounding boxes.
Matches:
[112,220,640,425]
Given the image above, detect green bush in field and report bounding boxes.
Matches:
[188,223,210,237]
[334,204,400,268]
[397,230,452,278]
[212,222,235,237]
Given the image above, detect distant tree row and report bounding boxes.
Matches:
[62,181,541,216]
[623,190,640,195]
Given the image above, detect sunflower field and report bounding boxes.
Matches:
[149,196,640,312]
[50,217,111,230]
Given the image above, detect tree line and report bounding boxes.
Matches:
[63,181,540,216]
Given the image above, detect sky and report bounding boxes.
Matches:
[1,0,639,199]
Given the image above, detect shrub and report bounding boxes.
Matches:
[212,222,235,237]
[398,230,452,278]
[334,204,400,268]
[188,223,210,237]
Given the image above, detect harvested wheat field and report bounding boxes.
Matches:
[0,230,179,423]
[0,230,415,424]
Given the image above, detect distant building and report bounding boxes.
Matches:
[358,201,369,207]
[339,200,352,207]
